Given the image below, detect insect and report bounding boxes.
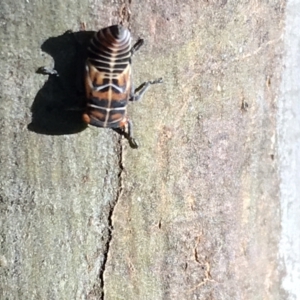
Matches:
[83,24,162,148]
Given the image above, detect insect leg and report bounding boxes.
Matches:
[131,38,144,55]
[36,66,59,76]
[126,119,139,149]
[116,119,139,149]
[129,78,163,101]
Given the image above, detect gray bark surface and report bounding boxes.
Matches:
[0,1,286,299]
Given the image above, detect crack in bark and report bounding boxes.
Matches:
[98,137,125,300]
[118,0,132,29]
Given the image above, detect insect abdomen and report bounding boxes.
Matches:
[84,25,132,128]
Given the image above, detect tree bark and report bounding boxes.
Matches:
[0,1,286,299]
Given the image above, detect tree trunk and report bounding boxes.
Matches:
[0,1,290,299]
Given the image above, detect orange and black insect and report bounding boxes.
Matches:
[83,24,162,148]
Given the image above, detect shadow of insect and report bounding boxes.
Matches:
[29,30,95,135]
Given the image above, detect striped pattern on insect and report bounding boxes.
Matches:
[83,24,162,148]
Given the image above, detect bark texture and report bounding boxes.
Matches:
[0,1,286,299]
